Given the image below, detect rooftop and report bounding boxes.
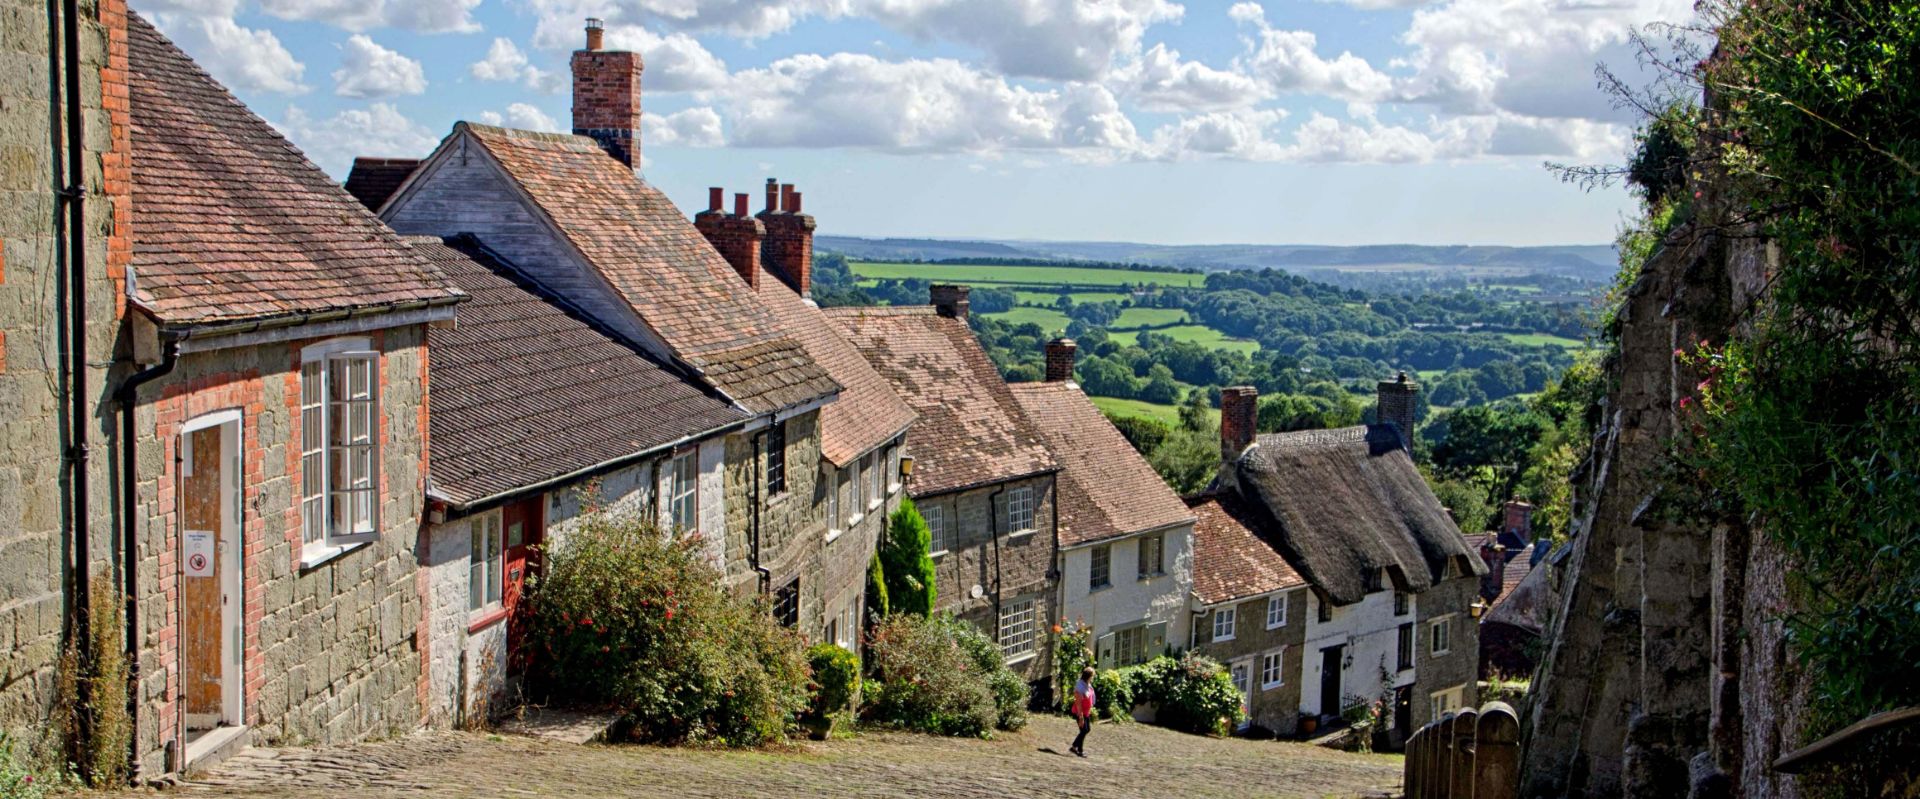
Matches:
[1008,381,1192,547]
[754,284,915,467]
[1186,492,1307,606]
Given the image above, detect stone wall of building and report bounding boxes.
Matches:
[721,411,829,631]
[1194,587,1308,734]
[1413,574,1481,732]
[915,474,1057,684]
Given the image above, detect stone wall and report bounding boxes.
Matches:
[916,474,1057,683]
[130,327,430,771]
[1414,575,1481,732]
[721,412,831,632]
[1194,587,1307,734]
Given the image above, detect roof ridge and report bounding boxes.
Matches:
[458,121,599,148]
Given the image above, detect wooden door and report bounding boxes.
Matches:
[182,425,224,727]
[502,498,543,674]
[1319,645,1344,721]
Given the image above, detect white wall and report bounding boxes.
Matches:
[1057,524,1194,663]
[1298,589,1416,717]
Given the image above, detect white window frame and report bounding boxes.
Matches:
[1429,614,1454,656]
[1005,485,1035,535]
[1266,594,1288,629]
[468,512,503,617]
[1113,624,1147,667]
[1261,648,1286,690]
[299,337,380,561]
[824,464,840,537]
[866,452,883,510]
[1212,606,1237,642]
[924,504,948,555]
[1430,685,1464,719]
[849,461,866,523]
[669,449,699,535]
[1088,543,1111,591]
[999,596,1037,662]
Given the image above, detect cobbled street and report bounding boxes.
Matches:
[116,715,1402,799]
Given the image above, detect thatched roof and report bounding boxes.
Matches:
[1225,424,1485,606]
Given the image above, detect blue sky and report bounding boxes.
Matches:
[131,0,1696,246]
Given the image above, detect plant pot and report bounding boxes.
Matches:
[1299,716,1319,736]
[803,714,834,741]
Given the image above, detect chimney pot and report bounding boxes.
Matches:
[1221,386,1258,461]
[781,184,796,212]
[734,192,750,217]
[789,191,802,214]
[707,187,723,212]
[931,284,970,320]
[584,18,604,51]
[1044,338,1077,383]
[764,178,779,213]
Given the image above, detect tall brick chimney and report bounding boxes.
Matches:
[1376,371,1419,451]
[757,178,816,298]
[931,284,970,320]
[1221,386,1258,462]
[1502,500,1534,542]
[1044,338,1077,383]
[571,18,643,169]
[695,187,764,288]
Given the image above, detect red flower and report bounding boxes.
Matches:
[580,617,594,627]
[665,608,675,620]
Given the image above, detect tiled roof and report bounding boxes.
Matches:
[416,235,747,506]
[1186,492,1306,606]
[127,13,460,327]
[1493,544,1535,606]
[755,284,915,466]
[460,124,836,414]
[825,307,1056,496]
[1008,381,1192,547]
[343,157,419,212]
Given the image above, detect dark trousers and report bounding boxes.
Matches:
[1072,715,1091,752]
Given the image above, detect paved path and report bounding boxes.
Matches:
[133,715,1402,798]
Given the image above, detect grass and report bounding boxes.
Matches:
[1109,307,1188,329]
[1013,290,1129,305]
[1089,396,1217,427]
[1109,325,1260,355]
[1499,332,1588,349]
[984,306,1071,332]
[850,261,1207,289]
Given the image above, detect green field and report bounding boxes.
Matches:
[1089,396,1218,427]
[1109,325,1260,355]
[1500,332,1588,349]
[851,261,1207,289]
[1110,307,1188,329]
[1012,290,1129,305]
[985,306,1071,332]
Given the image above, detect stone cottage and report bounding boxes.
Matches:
[1191,377,1484,742]
[1006,339,1195,669]
[827,287,1061,689]
[374,23,861,634]
[405,235,747,725]
[1184,492,1311,734]
[119,12,466,772]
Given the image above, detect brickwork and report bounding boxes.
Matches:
[693,191,764,289]
[913,475,1057,683]
[1374,374,1418,450]
[758,182,814,298]
[569,36,641,169]
[1220,386,1257,460]
[1043,339,1076,383]
[929,285,969,319]
[1194,587,1308,733]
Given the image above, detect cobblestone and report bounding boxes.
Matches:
[122,715,1402,798]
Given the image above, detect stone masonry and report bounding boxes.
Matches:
[1194,587,1309,734]
[916,475,1058,684]
[722,412,832,632]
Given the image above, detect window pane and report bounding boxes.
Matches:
[470,525,485,610]
[302,497,324,545]
[487,523,502,603]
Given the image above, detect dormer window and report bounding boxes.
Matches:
[1363,568,1384,593]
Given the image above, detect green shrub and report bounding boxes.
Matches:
[806,643,861,720]
[0,734,49,799]
[1052,622,1094,712]
[862,614,1027,737]
[522,513,810,746]
[864,553,888,626]
[880,499,937,616]
[1092,668,1133,722]
[1123,653,1244,736]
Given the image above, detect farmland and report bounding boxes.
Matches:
[1108,325,1261,355]
[851,261,1207,288]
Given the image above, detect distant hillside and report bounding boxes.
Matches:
[816,235,1618,283]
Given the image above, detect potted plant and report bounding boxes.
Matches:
[804,643,860,740]
[1299,713,1319,736]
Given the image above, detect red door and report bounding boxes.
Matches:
[501,498,543,674]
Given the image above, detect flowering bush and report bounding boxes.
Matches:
[1051,622,1094,713]
[1124,653,1245,736]
[522,513,810,746]
[1092,668,1134,722]
[805,643,861,721]
[862,614,1027,737]
[0,734,48,799]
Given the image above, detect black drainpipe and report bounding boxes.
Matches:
[750,429,771,593]
[987,485,1005,631]
[53,0,95,747]
[117,340,179,776]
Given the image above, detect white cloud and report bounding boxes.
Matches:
[720,53,1060,151]
[1114,42,1265,112]
[476,110,505,125]
[332,34,427,98]
[643,107,725,146]
[470,38,565,93]
[1231,3,1393,101]
[256,0,482,33]
[278,102,440,176]
[600,26,732,91]
[150,14,307,94]
[1142,108,1290,161]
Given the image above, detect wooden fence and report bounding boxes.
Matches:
[1401,701,1519,799]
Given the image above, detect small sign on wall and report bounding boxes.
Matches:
[184,530,215,577]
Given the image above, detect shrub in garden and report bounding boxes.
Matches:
[806,643,861,721]
[864,554,888,626]
[522,513,810,746]
[862,614,1027,737]
[879,499,937,616]
[938,615,1029,731]
[1092,668,1133,722]
[1052,622,1094,713]
[1124,652,1244,736]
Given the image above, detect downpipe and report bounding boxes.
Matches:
[116,341,179,777]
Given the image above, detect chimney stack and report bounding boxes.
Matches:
[1044,338,1077,383]
[758,177,816,298]
[1221,386,1258,462]
[571,17,643,169]
[1502,500,1534,543]
[694,186,764,288]
[930,284,970,320]
[1376,371,1419,451]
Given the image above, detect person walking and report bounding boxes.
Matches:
[1070,666,1097,757]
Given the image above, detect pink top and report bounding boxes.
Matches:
[1072,681,1096,719]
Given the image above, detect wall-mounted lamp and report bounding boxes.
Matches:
[898,455,915,478]
[1469,599,1490,620]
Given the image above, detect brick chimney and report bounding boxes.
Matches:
[1376,371,1419,451]
[1044,338,1077,383]
[930,284,970,320]
[1502,500,1534,542]
[757,178,816,298]
[1221,386,1258,462]
[571,18,643,169]
[695,187,764,288]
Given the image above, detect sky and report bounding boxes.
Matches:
[129,0,1698,246]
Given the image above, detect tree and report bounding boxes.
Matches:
[865,553,889,627]
[1107,413,1171,455]
[880,498,937,617]
[1149,428,1219,495]
[1177,390,1212,433]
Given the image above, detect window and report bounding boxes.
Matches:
[925,505,949,553]
[1212,606,1236,641]
[1266,594,1288,629]
[773,578,799,628]
[826,603,856,649]
[850,459,865,517]
[1317,597,1333,623]
[1397,623,1415,670]
[669,450,698,534]
[1089,544,1111,591]
[1430,686,1464,719]
[1261,649,1286,689]
[1429,616,1453,656]
[1229,662,1250,697]
[1394,591,1411,616]
[999,597,1037,659]
[838,468,855,525]
[766,421,787,496]
[299,339,380,551]
[468,514,502,613]
[1363,568,1385,593]
[1136,532,1163,579]
[885,445,900,494]
[1005,486,1035,533]
[1114,625,1147,667]
[866,452,883,509]
[825,465,839,532]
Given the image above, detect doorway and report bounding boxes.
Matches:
[1229,659,1254,731]
[501,497,543,676]
[1319,645,1344,723]
[180,412,244,760]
